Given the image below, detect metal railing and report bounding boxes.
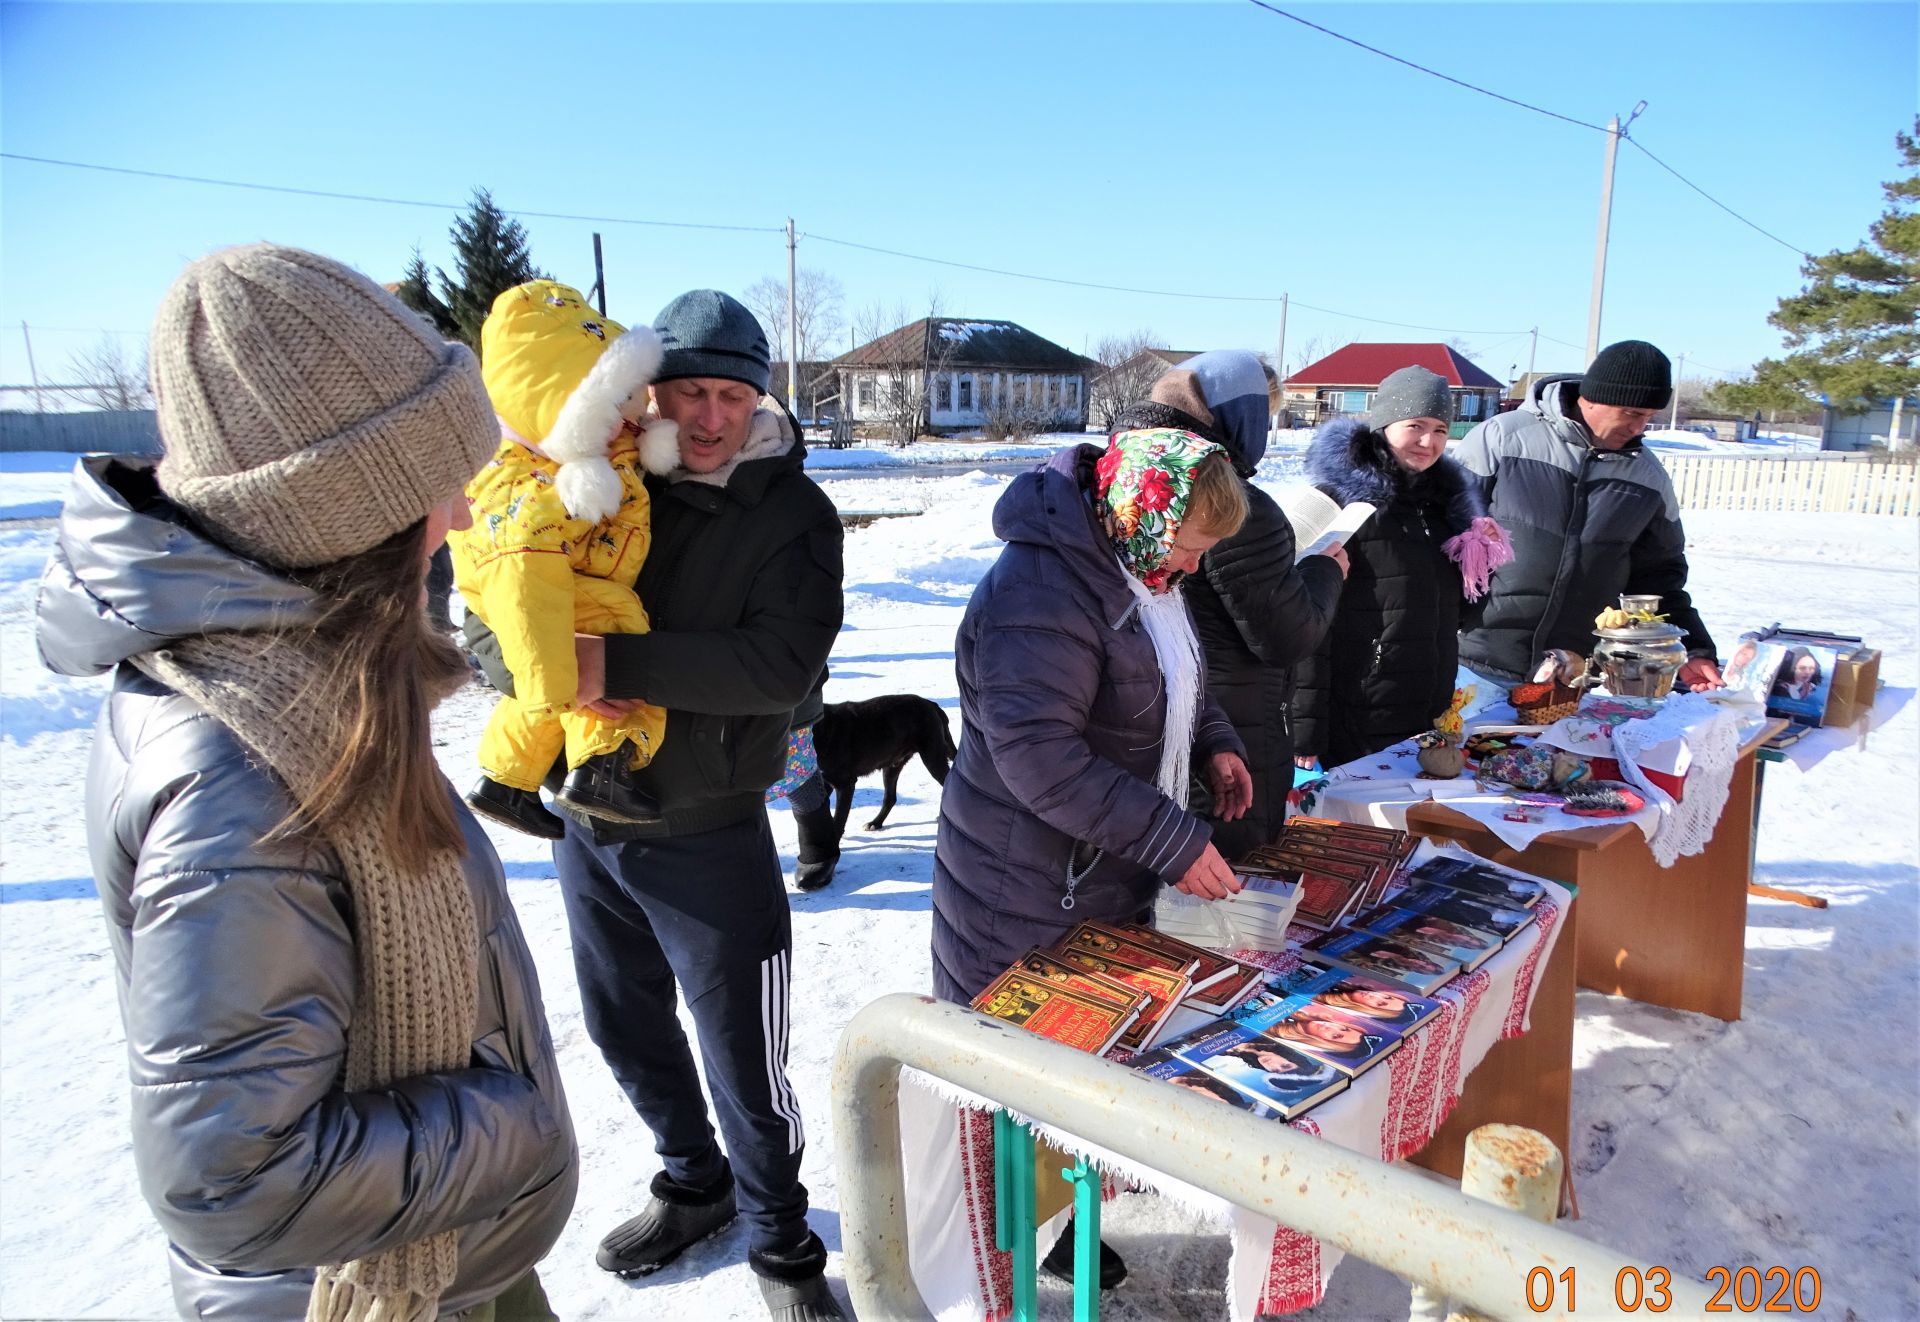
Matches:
[833,994,1714,1321]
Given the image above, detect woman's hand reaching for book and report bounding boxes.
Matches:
[1175,843,1243,901]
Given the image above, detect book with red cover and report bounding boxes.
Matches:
[1013,948,1152,1018]
[1102,922,1266,1008]
[1050,947,1190,1050]
[969,968,1140,1054]
[1064,920,1200,978]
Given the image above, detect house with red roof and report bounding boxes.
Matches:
[1283,343,1505,430]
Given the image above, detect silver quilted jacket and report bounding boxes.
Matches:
[36,456,577,1319]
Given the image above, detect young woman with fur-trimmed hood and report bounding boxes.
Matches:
[1291,366,1512,770]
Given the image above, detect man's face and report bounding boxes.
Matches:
[652,377,762,474]
[1578,398,1660,450]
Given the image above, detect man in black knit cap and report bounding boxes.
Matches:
[1454,339,1723,690]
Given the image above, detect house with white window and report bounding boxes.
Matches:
[834,318,1097,437]
[1284,343,1505,433]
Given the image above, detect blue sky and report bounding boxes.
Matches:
[2,2,1912,391]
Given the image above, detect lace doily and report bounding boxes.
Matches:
[1610,692,1742,866]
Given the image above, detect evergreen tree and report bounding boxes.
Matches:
[1730,118,1918,418]
[435,188,544,349]
[393,247,458,340]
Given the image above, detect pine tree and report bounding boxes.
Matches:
[435,188,544,349]
[393,247,458,341]
[1729,118,1918,422]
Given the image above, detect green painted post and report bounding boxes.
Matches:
[1007,1120,1038,1321]
[1066,1156,1101,1322]
[993,1111,1012,1252]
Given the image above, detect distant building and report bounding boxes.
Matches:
[1823,397,1918,452]
[1284,343,1505,428]
[834,318,1097,435]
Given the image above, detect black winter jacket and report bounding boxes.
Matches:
[470,409,843,840]
[1292,419,1482,768]
[1455,376,1713,682]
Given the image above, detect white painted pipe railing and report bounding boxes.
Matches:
[833,993,1714,1321]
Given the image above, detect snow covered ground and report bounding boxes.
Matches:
[2,450,1916,1320]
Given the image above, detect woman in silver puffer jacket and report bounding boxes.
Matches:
[36,245,576,1321]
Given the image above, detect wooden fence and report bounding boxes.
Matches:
[1663,455,1917,516]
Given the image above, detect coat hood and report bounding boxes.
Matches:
[992,445,1139,630]
[1162,349,1270,475]
[36,455,320,678]
[1305,415,1488,539]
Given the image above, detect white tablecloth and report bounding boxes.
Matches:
[898,851,1572,1319]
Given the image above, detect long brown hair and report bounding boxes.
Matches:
[272,521,469,872]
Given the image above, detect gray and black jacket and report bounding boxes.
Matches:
[1455,375,1714,682]
[36,457,577,1320]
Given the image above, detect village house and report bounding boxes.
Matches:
[834,318,1096,436]
[1284,342,1505,431]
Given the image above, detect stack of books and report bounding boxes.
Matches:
[1238,818,1415,931]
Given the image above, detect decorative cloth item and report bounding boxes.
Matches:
[1441,516,1514,602]
[651,289,772,393]
[764,724,821,803]
[1120,570,1203,808]
[1608,692,1740,865]
[1579,339,1673,411]
[1476,743,1588,793]
[143,243,488,1322]
[152,243,496,571]
[1562,780,1647,817]
[1094,427,1228,592]
[1366,365,1452,431]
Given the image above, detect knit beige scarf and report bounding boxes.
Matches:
[135,633,478,1322]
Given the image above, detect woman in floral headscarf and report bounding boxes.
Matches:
[932,428,1253,1005]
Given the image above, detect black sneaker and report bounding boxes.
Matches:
[1041,1220,1127,1290]
[596,1169,737,1278]
[464,777,566,840]
[556,753,663,825]
[757,1273,846,1322]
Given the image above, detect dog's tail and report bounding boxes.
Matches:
[923,704,957,786]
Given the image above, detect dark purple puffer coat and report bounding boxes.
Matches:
[931,446,1246,1004]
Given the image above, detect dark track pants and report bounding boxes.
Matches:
[553,811,810,1256]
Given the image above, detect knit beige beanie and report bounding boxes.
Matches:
[152,243,495,569]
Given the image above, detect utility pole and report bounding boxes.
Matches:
[589,233,606,316]
[1275,292,1289,422]
[1527,327,1539,381]
[786,218,799,418]
[1669,352,1686,429]
[1587,101,1646,363]
[20,322,44,413]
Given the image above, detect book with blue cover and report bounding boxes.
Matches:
[1254,963,1446,1035]
[1299,927,1460,995]
[1164,1022,1349,1118]
[1227,981,1402,1076]
[1343,903,1504,972]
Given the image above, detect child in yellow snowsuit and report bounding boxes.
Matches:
[452,281,680,837]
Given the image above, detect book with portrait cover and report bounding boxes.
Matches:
[1226,982,1402,1076]
[1400,856,1546,909]
[1343,903,1504,972]
[969,968,1139,1055]
[1299,928,1462,995]
[1256,963,1446,1035]
[1127,1044,1283,1119]
[1387,885,1538,943]
[1163,1021,1350,1118]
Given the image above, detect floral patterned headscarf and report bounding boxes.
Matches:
[1094,427,1228,592]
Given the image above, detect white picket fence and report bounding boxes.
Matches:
[1664,454,1918,516]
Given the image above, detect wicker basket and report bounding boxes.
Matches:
[1508,681,1582,724]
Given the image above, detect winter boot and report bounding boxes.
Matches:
[750,1233,844,1321]
[595,1166,737,1278]
[790,802,841,891]
[1040,1217,1127,1290]
[465,777,566,840]
[556,752,662,826]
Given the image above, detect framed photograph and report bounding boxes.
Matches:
[1723,635,1788,706]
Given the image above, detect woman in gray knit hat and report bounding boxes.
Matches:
[36,244,576,1321]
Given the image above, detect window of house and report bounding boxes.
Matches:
[1456,393,1482,420]
[959,377,973,410]
[858,376,874,410]
[1064,379,1078,410]
[1340,390,1371,413]
[935,374,952,411]
[1044,377,1058,409]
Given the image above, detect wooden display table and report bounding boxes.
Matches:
[1401,721,1784,1022]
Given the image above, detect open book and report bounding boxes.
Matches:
[1277,485,1374,562]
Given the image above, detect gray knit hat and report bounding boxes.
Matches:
[652,289,771,393]
[151,244,495,570]
[1367,365,1453,430]
[1580,340,1672,410]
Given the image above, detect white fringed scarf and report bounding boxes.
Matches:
[1120,571,1204,809]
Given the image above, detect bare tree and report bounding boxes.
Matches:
[846,298,959,445]
[63,336,152,410]
[1085,329,1162,433]
[743,268,845,364]
[1284,334,1328,382]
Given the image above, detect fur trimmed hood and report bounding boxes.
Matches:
[1305,415,1486,539]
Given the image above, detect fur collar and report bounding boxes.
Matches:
[667,407,795,488]
[1304,415,1486,538]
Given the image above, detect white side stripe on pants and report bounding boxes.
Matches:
[760,949,806,1154]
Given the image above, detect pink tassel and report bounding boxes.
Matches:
[1443,516,1514,602]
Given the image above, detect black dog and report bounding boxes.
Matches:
[811,695,956,839]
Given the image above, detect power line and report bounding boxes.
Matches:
[1241,1,1606,132]
[1624,139,1809,257]
[0,152,783,234]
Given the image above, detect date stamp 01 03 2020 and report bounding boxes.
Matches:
[1522,1265,1824,1314]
